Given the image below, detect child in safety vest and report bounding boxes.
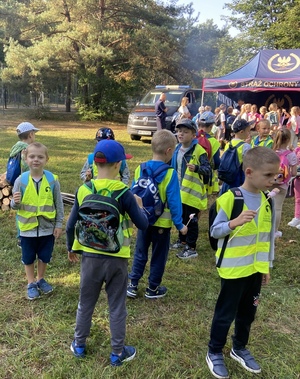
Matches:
[206,147,280,379]
[80,127,130,185]
[11,142,64,300]
[251,119,273,148]
[127,130,187,299]
[196,111,221,195]
[170,118,211,259]
[66,139,148,365]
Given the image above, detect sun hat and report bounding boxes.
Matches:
[16,122,40,135]
[199,111,215,124]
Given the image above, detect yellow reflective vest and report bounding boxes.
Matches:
[181,144,208,210]
[215,190,271,279]
[206,136,221,195]
[17,170,57,231]
[72,179,133,258]
[224,139,245,164]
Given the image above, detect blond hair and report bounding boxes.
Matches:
[152,130,176,155]
[243,147,279,170]
[25,142,49,159]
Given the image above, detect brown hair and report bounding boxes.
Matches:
[25,142,49,159]
[272,129,291,150]
[151,130,177,154]
[243,146,279,170]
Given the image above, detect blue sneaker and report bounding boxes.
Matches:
[70,340,86,358]
[27,282,40,300]
[230,348,261,373]
[37,278,53,294]
[144,286,167,299]
[127,283,138,298]
[206,352,229,379]
[110,346,136,366]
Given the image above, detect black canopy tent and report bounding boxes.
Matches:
[202,49,300,110]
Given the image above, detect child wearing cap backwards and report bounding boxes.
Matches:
[10,142,64,300]
[6,122,40,185]
[170,119,211,259]
[206,147,279,379]
[66,139,148,365]
[197,111,221,195]
[127,130,187,299]
[219,119,252,196]
[80,127,130,185]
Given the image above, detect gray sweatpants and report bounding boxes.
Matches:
[74,255,128,354]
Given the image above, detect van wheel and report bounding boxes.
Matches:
[130,135,141,141]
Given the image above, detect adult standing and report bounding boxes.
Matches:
[155,93,167,131]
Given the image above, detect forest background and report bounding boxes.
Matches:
[0,0,299,118]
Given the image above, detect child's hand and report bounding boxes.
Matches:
[53,228,62,239]
[133,194,143,208]
[187,164,196,172]
[262,273,270,286]
[180,225,188,235]
[68,252,79,263]
[230,210,256,229]
[85,169,92,181]
[13,191,21,204]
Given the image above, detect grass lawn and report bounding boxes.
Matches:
[0,109,299,379]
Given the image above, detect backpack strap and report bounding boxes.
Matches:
[140,162,170,180]
[20,170,56,196]
[216,187,244,268]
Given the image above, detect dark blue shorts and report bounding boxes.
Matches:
[21,235,55,265]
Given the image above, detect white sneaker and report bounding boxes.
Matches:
[288,218,300,227]
[275,231,282,238]
[296,224,300,230]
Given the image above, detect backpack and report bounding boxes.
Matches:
[215,113,221,126]
[267,111,278,125]
[226,115,236,130]
[218,141,244,184]
[197,130,212,161]
[6,151,22,185]
[274,150,292,184]
[75,182,129,253]
[208,188,272,267]
[131,162,170,225]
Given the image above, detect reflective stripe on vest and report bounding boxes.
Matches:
[216,191,271,279]
[181,144,207,210]
[72,179,133,258]
[18,170,57,231]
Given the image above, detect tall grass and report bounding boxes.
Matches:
[0,110,299,379]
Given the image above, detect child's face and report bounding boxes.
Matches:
[258,123,270,139]
[25,146,48,173]
[245,162,279,192]
[177,128,195,146]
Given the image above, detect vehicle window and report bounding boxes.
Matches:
[139,90,183,106]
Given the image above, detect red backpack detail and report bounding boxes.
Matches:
[197,130,212,161]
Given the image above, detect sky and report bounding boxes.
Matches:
[178,0,239,35]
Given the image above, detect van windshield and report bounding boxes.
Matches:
[139,91,183,106]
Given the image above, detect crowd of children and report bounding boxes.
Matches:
[7,100,300,376]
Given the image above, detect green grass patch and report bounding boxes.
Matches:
[0,109,299,379]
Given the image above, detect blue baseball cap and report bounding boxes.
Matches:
[94,140,133,163]
[199,111,215,124]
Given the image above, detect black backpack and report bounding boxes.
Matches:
[131,162,170,225]
[209,188,272,268]
[75,182,129,253]
[218,141,244,184]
